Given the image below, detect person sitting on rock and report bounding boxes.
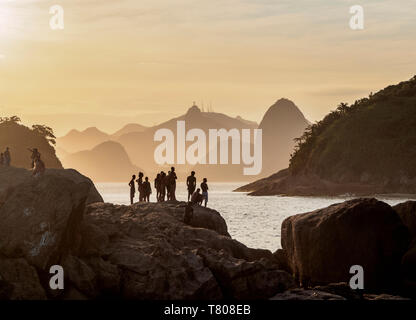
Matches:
[129,174,136,205]
[143,177,152,202]
[191,188,202,205]
[184,202,194,225]
[4,147,11,167]
[187,171,197,202]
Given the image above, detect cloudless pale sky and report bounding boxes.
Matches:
[0,0,415,135]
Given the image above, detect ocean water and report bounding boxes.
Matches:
[95,182,415,252]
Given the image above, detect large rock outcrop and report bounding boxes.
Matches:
[235,169,391,196]
[0,167,103,205]
[394,201,416,239]
[280,198,410,290]
[0,169,294,300]
[394,201,416,296]
[69,202,294,299]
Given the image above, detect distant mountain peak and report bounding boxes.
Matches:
[186,104,202,115]
[273,98,298,108]
[67,129,81,135]
[260,98,307,129]
[276,97,291,103]
[83,127,106,134]
[111,123,147,138]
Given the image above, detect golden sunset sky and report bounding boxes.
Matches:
[0,0,415,135]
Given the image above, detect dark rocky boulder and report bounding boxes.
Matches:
[271,288,346,300]
[0,173,101,271]
[271,286,409,301]
[362,293,411,300]
[273,249,291,273]
[0,167,103,205]
[312,282,362,300]
[281,198,409,290]
[394,201,416,239]
[74,202,294,299]
[401,244,416,295]
[196,248,296,299]
[392,201,416,296]
[0,170,294,300]
[0,258,46,300]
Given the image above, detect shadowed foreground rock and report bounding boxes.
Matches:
[0,167,103,205]
[0,169,295,300]
[281,198,410,290]
[393,201,416,296]
[70,202,295,299]
[394,201,416,239]
[235,168,416,196]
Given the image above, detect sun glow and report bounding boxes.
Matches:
[0,2,16,37]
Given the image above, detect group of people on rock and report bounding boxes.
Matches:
[128,168,209,207]
[154,167,178,202]
[0,147,11,167]
[0,147,45,177]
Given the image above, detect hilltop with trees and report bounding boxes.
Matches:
[237,76,416,195]
[0,116,62,169]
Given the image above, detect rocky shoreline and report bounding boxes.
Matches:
[235,169,416,197]
[0,167,415,300]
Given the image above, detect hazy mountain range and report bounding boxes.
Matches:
[61,141,141,182]
[57,101,310,182]
[57,123,147,154]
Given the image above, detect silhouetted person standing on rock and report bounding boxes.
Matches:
[143,177,152,202]
[170,167,178,201]
[159,171,167,201]
[28,148,41,169]
[166,171,172,200]
[201,178,209,208]
[154,173,161,201]
[187,171,197,202]
[4,147,11,167]
[136,172,144,202]
[129,175,136,205]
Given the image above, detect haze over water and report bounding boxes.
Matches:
[96,182,415,252]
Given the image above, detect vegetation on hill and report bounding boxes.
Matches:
[289,76,416,183]
[0,116,62,169]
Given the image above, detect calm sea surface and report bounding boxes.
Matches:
[95,182,415,252]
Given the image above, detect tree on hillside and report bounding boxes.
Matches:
[289,75,416,182]
[0,116,21,123]
[0,116,62,169]
[32,125,56,146]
